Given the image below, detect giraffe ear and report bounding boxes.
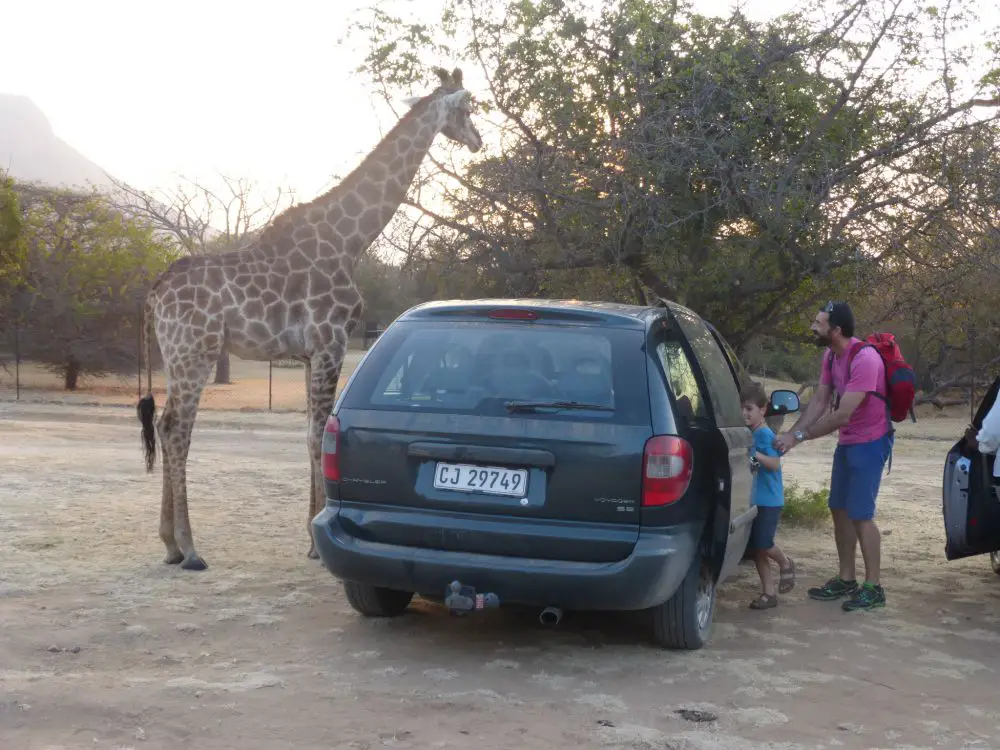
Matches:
[442,90,472,110]
[402,96,423,109]
[432,67,451,86]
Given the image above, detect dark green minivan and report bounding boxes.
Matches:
[311,299,799,649]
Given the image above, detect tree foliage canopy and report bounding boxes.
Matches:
[353,0,1000,361]
[2,182,180,389]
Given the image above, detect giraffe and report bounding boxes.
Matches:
[135,67,482,571]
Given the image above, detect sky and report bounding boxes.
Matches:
[1,0,996,205]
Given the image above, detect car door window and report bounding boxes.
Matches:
[671,309,745,428]
[656,339,708,421]
[708,324,750,392]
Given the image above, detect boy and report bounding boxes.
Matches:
[742,381,795,610]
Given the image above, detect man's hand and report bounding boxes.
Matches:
[774,431,800,455]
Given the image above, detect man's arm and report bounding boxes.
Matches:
[788,383,833,434]
[799,391,866,441]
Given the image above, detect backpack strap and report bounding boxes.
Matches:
[830,341,870,410]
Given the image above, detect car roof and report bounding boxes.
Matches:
[397,298,688,330]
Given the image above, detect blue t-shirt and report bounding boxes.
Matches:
[749,424,784,507]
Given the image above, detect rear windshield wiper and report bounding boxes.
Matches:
[504,400,614,413]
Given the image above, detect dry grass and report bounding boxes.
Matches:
[0,350,366,412]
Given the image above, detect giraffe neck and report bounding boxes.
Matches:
[260,98,444,261]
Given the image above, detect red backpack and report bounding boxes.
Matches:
[829,332,917,423]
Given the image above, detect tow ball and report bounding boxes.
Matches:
[444,580,500,616]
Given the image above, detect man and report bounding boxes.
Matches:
[774,301,893,612]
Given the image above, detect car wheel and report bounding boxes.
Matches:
[343,581,414,617]
[650,553,716,650]
[990,551,1000,575]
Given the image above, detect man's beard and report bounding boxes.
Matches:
[813,332,832,347]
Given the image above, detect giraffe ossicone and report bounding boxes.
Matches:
[136,66,482,571]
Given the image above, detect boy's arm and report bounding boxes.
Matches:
[753,451,781,471]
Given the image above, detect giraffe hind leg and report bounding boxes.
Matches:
[159,434,183,565]
[159,355,215,571]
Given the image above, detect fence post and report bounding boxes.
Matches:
[137,305,143,399]
[14,317,20,401]
[268,360,273,411]
[969,322,975,424]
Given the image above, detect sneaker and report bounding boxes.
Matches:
[807,576,859,601]
[842,582,886,612]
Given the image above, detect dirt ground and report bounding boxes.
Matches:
[2,401,1000,750]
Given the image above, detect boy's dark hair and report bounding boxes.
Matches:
[740,380,768,409]
[821,300,855,338]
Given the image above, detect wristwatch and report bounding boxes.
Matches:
[794,430,806,443]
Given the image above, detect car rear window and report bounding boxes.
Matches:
[341,320,650,425]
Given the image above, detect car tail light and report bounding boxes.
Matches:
[322,415,341,481]
[488,308,539,320]
[642,436,693,506]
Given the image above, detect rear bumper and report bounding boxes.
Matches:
[311,505,701,611]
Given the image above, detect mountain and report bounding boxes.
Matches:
[0,94,114,189]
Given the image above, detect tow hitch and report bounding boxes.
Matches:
[444,580,500,616]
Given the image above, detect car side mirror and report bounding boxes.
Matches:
[767,389,800,416]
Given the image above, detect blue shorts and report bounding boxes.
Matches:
[828,433,894,521]
[749,505,782,550]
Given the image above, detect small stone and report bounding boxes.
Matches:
[47,645,60,652]
[70,646,81,654]
[135,727,147,741]
[676,709,718,723]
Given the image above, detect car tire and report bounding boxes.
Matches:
[990,551,1000,575]
[650,553,716,650]
[343,581,414,617]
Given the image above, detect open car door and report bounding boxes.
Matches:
[942,376,1000,572]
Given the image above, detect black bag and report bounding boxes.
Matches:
[942,376,1000,561]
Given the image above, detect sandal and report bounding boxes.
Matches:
[779,558,796,594]
[749,593,778,610]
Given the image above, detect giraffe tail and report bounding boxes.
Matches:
[137,395,156,473]
[137,294,157,473]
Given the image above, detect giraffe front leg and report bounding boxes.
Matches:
[303,360,321,559]
[307,458,320,560]
[307,352,343,561]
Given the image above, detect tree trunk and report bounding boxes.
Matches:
[64,358,80,391]
[213,349,231,385]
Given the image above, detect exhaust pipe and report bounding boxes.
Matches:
[539,606,563,626]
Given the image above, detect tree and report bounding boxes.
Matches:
[107,173,295,383]
[8,184,179,390]
[351,0,1000,353]
[0,170,24,289]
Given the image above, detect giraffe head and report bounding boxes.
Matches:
[403,66,483,153]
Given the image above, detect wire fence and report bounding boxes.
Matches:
[0,317,384,412]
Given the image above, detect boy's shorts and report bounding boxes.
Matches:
[749,506,782,550]
[828,433,894,521]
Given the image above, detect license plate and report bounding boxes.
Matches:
[433,462,528,497]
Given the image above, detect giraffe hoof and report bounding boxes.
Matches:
[180,555,208,571]
[307,547,320,560]
[163,551,184,565]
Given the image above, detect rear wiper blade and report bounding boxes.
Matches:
[504,400,614,413]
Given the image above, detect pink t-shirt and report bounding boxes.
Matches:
[819,339,890,445]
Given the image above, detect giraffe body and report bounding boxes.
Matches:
[137,68,481,570]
